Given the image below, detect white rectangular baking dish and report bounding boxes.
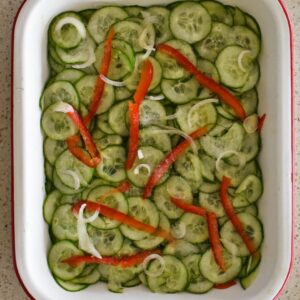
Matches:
[12,0,294,299]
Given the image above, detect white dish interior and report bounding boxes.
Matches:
[13,0,293,299]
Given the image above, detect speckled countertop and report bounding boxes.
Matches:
[0,0,299,299]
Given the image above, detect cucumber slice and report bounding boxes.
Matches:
[199,192,225,217]
[49,12,86,49]
[201,1,233,26]
[115,86,133,101]
[232,7,246,26]
[80,9,96,22]
[147,255,188,293]
[97,113,115,135]
[139,126,172,153]
[216,46,254,88]
[71,268,101,285]
[235,175,263,204]
[96,135,123,150]
[177,213,208,243]
[55,69,85,83]
[117,239,139,257]
[75,75,115,114]
[183,254,214,294]
[42,102,78,141]
[134,213,170,249]
[96,146,126,183]
[53,170,84,195]
[195,22,233,62]
[245,14,261,37]
[220,213,263,256]
[45,161,54,181]
[199,181,220,194]
[200,249,242,284]
[139,100,167,126]
[156,39,196,80]
[240,266,259,289]
[170,2,212,43]
[240,132,260,162]
[120,197,159,240]
[44,138,67,165]
[124,55,162,91]
[108,101,130,136]
[176,101,217,134]
[162,77,199,104]
[127,146,167,187]
[51,204,78,241]
[147,6,172,44]
[48,56,65,74]
[55,277,87,292]
[199,155,216,182]
[87,185,128,229]
[125,6,143,17]
[163,240,199,257]
[48,241,85,281]
[43,190,62,224]
[41,81,80,110]
[87,226,124,256]
[60,193,82,205]
[153,176,193,219]
[55,150,94,189]
[82,178,113,199]
[123,276,141,288]
[239,252,261,278]
[87,7,128,44]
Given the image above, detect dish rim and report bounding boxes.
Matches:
[10,0,294,299]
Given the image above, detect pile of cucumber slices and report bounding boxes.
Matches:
[42,0,263,294]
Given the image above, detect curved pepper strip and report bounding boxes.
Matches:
[157,44,246,120]
[67,28,115,167]
[215,280,236,289]
[63,249,160,268]
[143,126,208,199]
[171,197,207,217]
[207,212,226,271]
[126,60,154,170]
[72,200,173,242]
[220,176,256,254]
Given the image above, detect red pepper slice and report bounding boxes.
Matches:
[215,280,236,289]
[257,114,266,133]
[143,126,208,199]
[83,28,115,125]
[63,250,160,268]
[207,212,226,271]
[73,200,173,242]
[220,176,256,254]
[126,60,154,170]
[171,197,206,217]
[157,44,246,120]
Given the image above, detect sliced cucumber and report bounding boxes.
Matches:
[55,277,87,292]
[97,113,115,135]
[235,175,263,204]
[170,2,212,43]
[200,249,242,284]
[96,135,123,150]
[108,101,130,136]
[53,170,84,195]
[96,146,126,183]
[125,6,143,17]
[201,1,233,26]
[240,266,259,289]
[115,86,133,101]
[43,190,62,224]
[199,181,221,194]
[55,69,85,83]
[120,197,159,240]
[44,138,67,165]
[71,268,101,285]
[163,240,199,257]
[199,192,225,217]
[235,62,260,94]
[147,255,188,293]
[48,240,85,281]
[245,14,261,37]
[232,7,246,26]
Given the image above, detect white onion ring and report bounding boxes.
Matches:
[100,74,125,87]
[138,24,156,60]
[55,17,87,40]
[54,102,74,114]
[238,50,252,73]
[72,46,96,69]
[243,114,258,134]
[134,164,151,175]
[145,94,165,101]
[141,11,160,25]
[137,149,144,160]
[187,99,219,128]
[63,170,81,190]
[216,151,246,173]
[143,254,165,277]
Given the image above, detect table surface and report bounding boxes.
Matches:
[0,0,299,299]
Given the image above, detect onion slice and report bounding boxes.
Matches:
[72,45,96,69]
[143,254,165,277]
[100,74,125,87]
[187,98,219,128]
[141,11,160,25]
[55,17,87,40]
[134,164,151,175]
[54,102,75,114]
[238,50,252,73]
[216,151,246,173]
[138,24,155,60]
[145,94,165,101]
[243,114,258,134]
[63,170,81,190]
[137,149,144,160]
[152,125,198,155]
[77,204,101,258]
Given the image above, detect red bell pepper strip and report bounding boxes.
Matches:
[72,200,174,242]
[98,181,131,202]
[126,60,154,170]
[207,212,226,271]
[83,28,115,125]
[143,126,208,199]
[215,280,237,289]
[157,44,246,120]
[220,176,256,254]
[171,197,207,217]
[63,250,160,268]
[257,114,266,133]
